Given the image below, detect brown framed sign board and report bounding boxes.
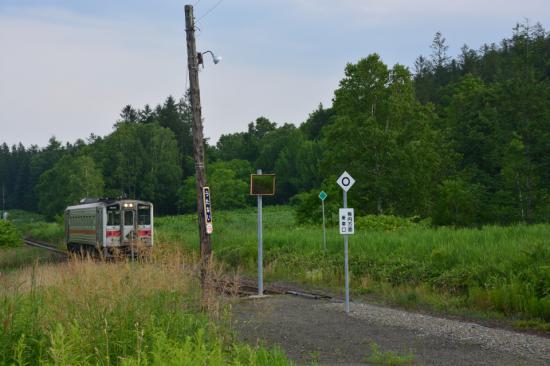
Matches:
[250,174,276,196]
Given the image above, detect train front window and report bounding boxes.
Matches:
[124,211,134,226]
[138,206,151,225]
[107,211,120,226]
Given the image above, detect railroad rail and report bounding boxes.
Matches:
[216,277,334,300]
[23,238,68,256]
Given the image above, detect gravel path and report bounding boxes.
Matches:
[324,301,550,364]
[232,295,550,365]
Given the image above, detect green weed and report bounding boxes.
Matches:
[365,343,415,366]
[156,206,550,323]
[15,206,550,324]
[0,255,294,365]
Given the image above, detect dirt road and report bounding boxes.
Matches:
[232,295,549,366]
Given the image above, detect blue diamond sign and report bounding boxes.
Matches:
[319,191,328,201]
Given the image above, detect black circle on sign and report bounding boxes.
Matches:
[342,177,350,186]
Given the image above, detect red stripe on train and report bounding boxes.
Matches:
[106,230,121,237]
[70,229,96,235]
[138,229,152,237]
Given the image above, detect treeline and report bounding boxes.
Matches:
[1,22,549,224]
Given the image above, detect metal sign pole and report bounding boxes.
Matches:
[343,189,349,313]
[257,169,263,296]
[322,199,326,252]
[337,171,355,314]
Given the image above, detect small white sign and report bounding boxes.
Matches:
[337,171,355,192]
[339,208,354,235]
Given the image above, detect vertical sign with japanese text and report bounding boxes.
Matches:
[202,187,213,234]
[339,208,354,235]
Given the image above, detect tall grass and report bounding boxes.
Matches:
[0,246,60,271]
[8,210,65,248]
[10,207,549,323]
[157,207,550,322]
[0,253,293,365]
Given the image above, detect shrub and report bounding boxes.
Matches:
[0,220,20,247]
[355,214,429,231]
[292,187,340,225]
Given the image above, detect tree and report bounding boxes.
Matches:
[118,105,139,124]
[36,155,104,219]
[431,31,450,69]
[275,136,323,202]
[27,137,65,211]
[433,179,484,226]
[216,132,249,161]
[179,159,251,212]
[299,104,335,141]
[255,123,297,173]
[323,55,452,217]
[98,123,182,214]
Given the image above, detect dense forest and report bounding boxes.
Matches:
[1,22,549,225]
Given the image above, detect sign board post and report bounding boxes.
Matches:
[250,170,276,296]
[337,171,355,313]
[319,191,328,252]
[257,170,263,296]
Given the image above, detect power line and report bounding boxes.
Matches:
[196,0,224,22]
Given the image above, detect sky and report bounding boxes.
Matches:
[0,0,549,147]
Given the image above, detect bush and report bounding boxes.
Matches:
[355,214,429,231]
[292,187,340,225]
[0,220,20,247]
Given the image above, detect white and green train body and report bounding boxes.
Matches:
[65,199,153,256]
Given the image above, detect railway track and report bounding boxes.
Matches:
[216,277,334,300]
[21,238,332,300]
[23,238,68,256]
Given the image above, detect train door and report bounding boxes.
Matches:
[122,208,136,245]
[96,207,103,249]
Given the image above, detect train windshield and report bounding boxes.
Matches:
[107,205,120,226]
[138,205,151,225]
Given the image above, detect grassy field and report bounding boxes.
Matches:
[156,206,550,326]
[7,209,65,248]
[0,251,293,365]
[6,206,550,328]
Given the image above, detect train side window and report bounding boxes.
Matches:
[108,211,120,226]
[124,211,134,226]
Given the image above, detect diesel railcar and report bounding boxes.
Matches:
[65,198,153,257]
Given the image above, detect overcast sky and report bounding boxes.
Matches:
[1,0,548,147]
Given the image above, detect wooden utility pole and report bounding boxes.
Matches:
[185,5,212,276]
[1,184,5,220]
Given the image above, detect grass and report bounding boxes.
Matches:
[365,343,415,366]
[0,246,60,271]
[0,251,294,365]
[8,209,65,248]
[8,207,550,327]
[156,206,550,325]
